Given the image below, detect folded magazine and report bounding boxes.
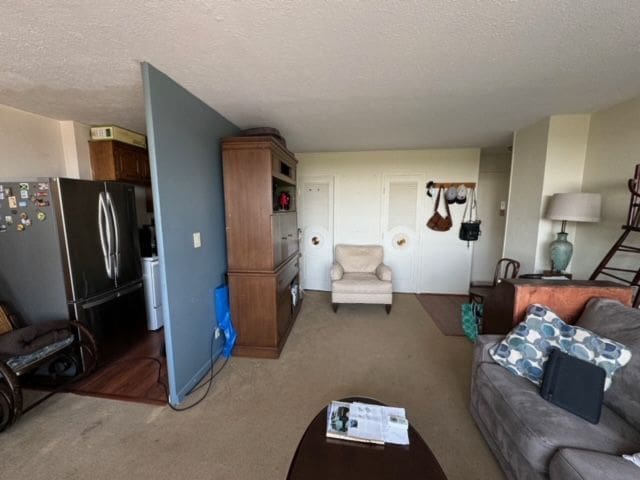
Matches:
[326,400,409,445]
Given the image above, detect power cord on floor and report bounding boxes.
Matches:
[168,356,228,411]
[167,327,229,411]
[22,332,229,414]
[65,330,229,411]
[98,353,228,411]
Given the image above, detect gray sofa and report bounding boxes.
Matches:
[470,297,640,479]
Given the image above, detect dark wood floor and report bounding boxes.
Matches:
[66,330,168,405]
[416,294,467,336]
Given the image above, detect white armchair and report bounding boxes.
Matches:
[331,244,393,313]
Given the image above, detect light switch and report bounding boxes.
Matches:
[193,232,201,248]
[500,201,507,217]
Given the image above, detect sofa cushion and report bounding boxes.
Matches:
[490,304,631,389]
[335,244,383,273]
[473,362,640,474]
[576,298,640,433]
[332,273,392,294]
[550,448,640,480]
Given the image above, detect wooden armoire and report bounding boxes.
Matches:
[222,136,302,358]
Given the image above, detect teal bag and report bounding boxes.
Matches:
[461,303,484,342]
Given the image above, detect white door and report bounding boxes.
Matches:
[381,175,423,293]
[299,176,334,291]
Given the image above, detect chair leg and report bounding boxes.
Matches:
[385,304,392,314]
[0,361,22,432]
[332,303,338,313]
[70,320,99,375]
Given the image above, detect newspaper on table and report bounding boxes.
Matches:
[326,400,410,445]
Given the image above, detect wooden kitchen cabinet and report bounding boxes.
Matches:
[222,136,302,358]
[89,140,151,185]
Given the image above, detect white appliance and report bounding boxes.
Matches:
[142,256,163,330]
[90,125,147,148]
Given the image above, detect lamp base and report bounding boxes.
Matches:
[550,232,573,273]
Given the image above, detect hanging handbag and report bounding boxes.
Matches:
[459,188,481,242]
[427,187,453,231]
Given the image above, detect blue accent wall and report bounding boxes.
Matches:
[142,63,238,405]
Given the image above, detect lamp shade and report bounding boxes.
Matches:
[546,193,602,223]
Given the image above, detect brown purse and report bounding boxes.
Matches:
[427,187,453,231]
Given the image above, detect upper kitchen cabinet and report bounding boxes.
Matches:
[89,140,151,185]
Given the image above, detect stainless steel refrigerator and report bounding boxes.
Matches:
[0,178,145,361]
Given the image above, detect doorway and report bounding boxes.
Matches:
[381,174,424,293]
[299,176,334,291]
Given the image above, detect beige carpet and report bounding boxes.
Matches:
[0,292,503,480]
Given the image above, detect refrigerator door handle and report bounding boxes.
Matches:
[106,192,120,281]
[98,192,113,279]
[79,282,142,309]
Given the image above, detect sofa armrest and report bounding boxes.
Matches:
[472,334,503,369]
[375,263,392,282]
[330,262,344,281]
[550,448,640,480]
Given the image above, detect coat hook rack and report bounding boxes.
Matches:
[432,182,476,189]
[426,181,476,190]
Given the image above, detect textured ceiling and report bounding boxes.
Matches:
[1,1,640,152]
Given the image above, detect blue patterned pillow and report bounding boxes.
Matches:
[490,304,632,390]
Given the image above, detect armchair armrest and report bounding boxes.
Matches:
[472,334,503,369]
[375,263,392,282]
[330,262,344,281]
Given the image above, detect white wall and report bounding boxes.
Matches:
[534,114,590,272]
[0,104,67,179]
[60,120,93,179]
[503,118,549,273]
[471,150,511,282]
[573,96,640,279]
[297,148,480,294]
[0,104,91,180]
[504,114,591,274]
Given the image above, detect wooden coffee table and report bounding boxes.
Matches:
[287,397,448,479]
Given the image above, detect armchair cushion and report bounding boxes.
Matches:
[375,264,392,282]
[332,273,393,295]
[335,244,383,273]
[330,262,344,281]
[0,320,72,358]
[331,244,392,306]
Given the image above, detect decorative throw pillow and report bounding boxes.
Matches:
[490,304,632,390]
[623,452,640,468]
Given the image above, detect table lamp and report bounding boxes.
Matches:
[546,192,601,273]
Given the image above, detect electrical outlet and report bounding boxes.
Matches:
[193,232,201,248]
[214,327,221,339]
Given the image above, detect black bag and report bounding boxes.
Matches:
[540,348,605,424]
[459,188,481,242]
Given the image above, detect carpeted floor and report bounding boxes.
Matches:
[416,293,468,336]
[0,292,504,480]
